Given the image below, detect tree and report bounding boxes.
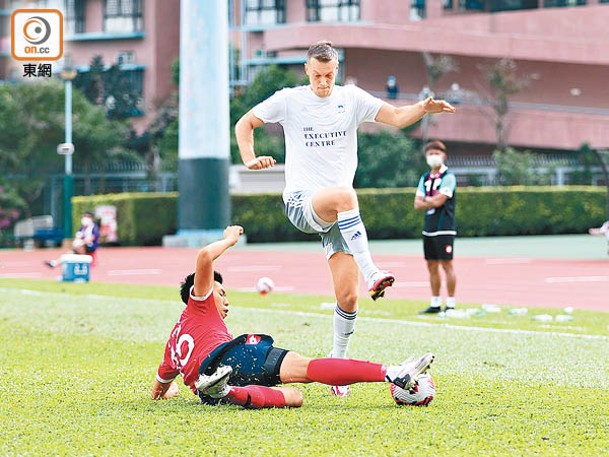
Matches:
[355,130,423,188]
[0,81,135,216]
[229,65,306,163]
[151,60,306,168]
[74,55,142,120]
[82,54,105,105]
[420,53,458,148]
[0,182,27,246]
[493,147,550,186]
[422,52,458,93]
[481,59,529,152]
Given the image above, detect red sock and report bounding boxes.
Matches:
[225,386,287,409]
[306,358,386,385]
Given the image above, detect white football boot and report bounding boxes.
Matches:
[194,365,233,399]
[386,353,435,390]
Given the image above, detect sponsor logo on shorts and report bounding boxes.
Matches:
[246,334,261,345]
[445,245,453,254]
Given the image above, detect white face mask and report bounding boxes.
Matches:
[426,155,443,169]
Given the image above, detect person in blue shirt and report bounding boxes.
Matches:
[44,211,100,268]
[414,141,457,314]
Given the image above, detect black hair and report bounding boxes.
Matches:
[180,271,223,305]
[424,140,447,154]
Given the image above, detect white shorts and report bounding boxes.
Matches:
[284,191,350,259]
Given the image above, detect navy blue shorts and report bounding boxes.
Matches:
[198,334,289,404]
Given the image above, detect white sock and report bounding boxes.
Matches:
[430,296,442,309]
[445,297,456,309]
[337,209,377,282]
[332,304,357,359]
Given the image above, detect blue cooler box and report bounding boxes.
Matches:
[61,254,93,282]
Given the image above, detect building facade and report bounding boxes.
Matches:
[233,0,609,155]
[2,1,607,168]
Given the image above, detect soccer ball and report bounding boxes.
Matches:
[390,373,435,406]
[256,276,275,295]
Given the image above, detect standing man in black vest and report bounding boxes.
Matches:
[414,140,457,314]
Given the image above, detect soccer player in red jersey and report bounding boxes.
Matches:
[151,225,434,409]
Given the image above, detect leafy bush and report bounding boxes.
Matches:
[493,148,551,185]
[355,131,423,188]
[72,193,177,245]
[72,187,606,244]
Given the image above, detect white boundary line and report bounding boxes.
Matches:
[2,288,608,342]
[251,308,609,341]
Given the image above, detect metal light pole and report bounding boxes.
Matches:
[59,59,77,240]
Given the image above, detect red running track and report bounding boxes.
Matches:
[0,246,607,311]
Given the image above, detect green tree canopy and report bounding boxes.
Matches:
[355,130,423,188]
[0,81,135,215]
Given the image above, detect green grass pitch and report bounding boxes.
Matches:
[0,278,608,456]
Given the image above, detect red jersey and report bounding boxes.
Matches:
[156,287,233,393]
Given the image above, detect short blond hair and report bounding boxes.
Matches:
[307,40,338,63]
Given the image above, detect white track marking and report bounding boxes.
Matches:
[393,281,429,288]
[545,276,609,283]
[485,258,532,265]
[226,265,282,272]
[0,272,42,278]
[106,269,162,276]
[237,286,294,292]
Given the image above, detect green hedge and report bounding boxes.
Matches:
[72,193,177,245]
[72,187,606,244]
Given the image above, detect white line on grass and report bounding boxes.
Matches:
[252,308,609,341]
[2,288,608,341]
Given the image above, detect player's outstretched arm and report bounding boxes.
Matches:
[193,225,244,296]
[151,380,179,400]
[376,97,456,129]
[235,110,276,170]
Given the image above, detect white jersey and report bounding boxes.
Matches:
[252,85,384,200]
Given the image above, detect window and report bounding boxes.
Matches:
[75,64,144,118]
[244,0,286,26]
[489,0,539,11]
[306,0,360,23]
[411,0,426,20]
[65,0,85,34]
[543,0,586,6]
[103,66,144,117]
[458,0,485,11]
[103,0,143,34]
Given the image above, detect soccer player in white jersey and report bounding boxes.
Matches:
[235,40,455,396]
